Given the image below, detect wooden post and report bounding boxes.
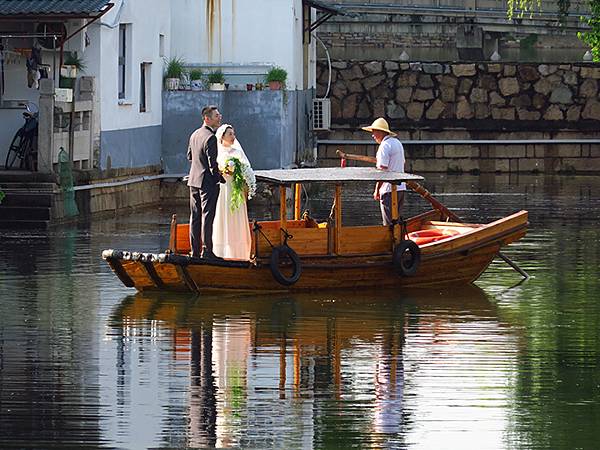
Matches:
[334,184,342,254]
[294,183,302,220]
[391,184,400,246]
[280,185,287,245]
[168,214,177,252]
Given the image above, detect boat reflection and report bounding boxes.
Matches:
[108,286,511,448]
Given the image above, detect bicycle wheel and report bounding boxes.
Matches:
[5,132,24,169]
[21,137,35,171]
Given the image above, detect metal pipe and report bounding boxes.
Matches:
[72,173,186,191]
[337,2,588,19]
[0,33,64,38]
[319,139,600,145]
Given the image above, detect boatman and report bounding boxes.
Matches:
[187,105,226,259]
[362,117,406,226]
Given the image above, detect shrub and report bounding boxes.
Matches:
[164,57,185,79]
[207,70,225,84]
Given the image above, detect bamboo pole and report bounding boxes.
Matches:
[390,184,399,246]
[294,183,302,220]
[334,184,342,254]
[280,185,287,245]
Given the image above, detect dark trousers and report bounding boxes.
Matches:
[380,191,405,226]
[189,186,219,257]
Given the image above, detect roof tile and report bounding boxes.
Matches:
[0,0,111,15]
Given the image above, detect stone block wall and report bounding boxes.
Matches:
[317,61,600,173]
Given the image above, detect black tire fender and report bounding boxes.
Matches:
[270,245,302,286]
[393,240,421,276]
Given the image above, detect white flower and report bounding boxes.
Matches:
[242,163,257,199]
[227,160,236,169]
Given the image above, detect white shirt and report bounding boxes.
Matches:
[376,135,406,195]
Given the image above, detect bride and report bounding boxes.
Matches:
[213,124,255,260]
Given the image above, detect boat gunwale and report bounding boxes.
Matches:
[102,211,528,268]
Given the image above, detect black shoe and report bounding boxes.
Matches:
[200,251,224,261]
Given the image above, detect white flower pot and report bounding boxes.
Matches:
[60,65,78,78]
[209,83,226,91]
[165,78,180,90]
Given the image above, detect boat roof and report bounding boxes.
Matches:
[254,167,424,184]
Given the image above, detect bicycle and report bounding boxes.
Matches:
[5,103,38,171]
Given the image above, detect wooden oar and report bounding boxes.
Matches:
[336,149,529,279]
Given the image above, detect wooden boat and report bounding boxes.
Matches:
[102,166,528,292]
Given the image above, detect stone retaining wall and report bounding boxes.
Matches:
[317,61,600,173]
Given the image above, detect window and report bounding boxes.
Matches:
[118,24,127,99]
[140,62,151,112]
[118,24,132,101]
[159,34,165,57]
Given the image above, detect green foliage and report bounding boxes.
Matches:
[225,157,247,211]
[164,56,185,79]
[207,70,225,84]
[507,0,542,19]
[519,34,538,49]
[578,0,600,61]
[508,0,600,62]
[63,52,86,72]
[266,66,287,83]
[0,190,5,204]
[189,69,204,80]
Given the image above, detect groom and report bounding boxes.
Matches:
[187,105,226,259]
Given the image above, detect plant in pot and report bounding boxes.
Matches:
[207,70,226,91]
[266,66,287,90]
[189,69,204,91]
[164,57,185,90]
[60,52,86,89]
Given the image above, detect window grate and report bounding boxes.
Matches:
[312,98,330,131]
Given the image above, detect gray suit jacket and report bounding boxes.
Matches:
[187,125,221,190]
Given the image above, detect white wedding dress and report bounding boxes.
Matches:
[213,143,253,260]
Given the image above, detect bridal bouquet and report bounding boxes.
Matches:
[224,157,256,211]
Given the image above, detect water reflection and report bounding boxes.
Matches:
[3,173,600,448]
[107,286,518,448]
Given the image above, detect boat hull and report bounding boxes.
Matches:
[102,210,527,292]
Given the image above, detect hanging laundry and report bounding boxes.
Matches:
[26,47,42,88]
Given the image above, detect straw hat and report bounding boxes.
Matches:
[361,117,396,136]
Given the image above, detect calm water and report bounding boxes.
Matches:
[1,174,599,449]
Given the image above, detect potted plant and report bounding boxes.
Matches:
[190,69,204,91]
[207,70,226,91]
[60,52,86,89]
[164,56,185,90]
[266,66,287,90]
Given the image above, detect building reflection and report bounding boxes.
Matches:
[109,285,506,448]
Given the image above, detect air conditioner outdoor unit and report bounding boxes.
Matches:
[312,98,331,131]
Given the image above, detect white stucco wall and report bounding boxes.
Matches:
[85,0,170,132]
[170,0,316,90]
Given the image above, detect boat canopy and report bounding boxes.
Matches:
[254,167,424,185]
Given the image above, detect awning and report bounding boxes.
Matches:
[303,0,346,16]
[0,0,113,19]
[255,167,424,185]
[303,0,353,34]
